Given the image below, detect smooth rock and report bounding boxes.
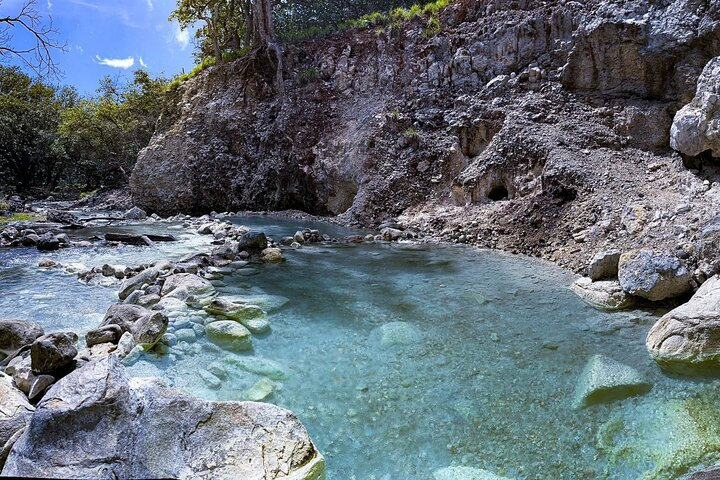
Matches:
[618,250,692,301]
[0,373,33,470]
[433,466,512,480]
[571,278,636,311]
[224,356,288,380]
[244,377,274,402]
[85,324,123,347]
[206,321,253,352]
[237,231,267,252]
[161,274,214,298]
[372,322,423,347]
[204,299,270,334]
[36,233,59,251]
[100,304,168,347]
[260,247,284,263]
[118,267,160,301]
[2,356,325,479]
[647,275,720,374]
[572,354,650,409]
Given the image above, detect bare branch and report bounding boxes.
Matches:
[0,0,68,79]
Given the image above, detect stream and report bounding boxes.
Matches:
[2,214,720,479]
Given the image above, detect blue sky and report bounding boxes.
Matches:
[0,0,197,94]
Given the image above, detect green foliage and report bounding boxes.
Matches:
[298,67,319,84]
[79,189,98,199]
[167,47,252,90]
[403,127,420,139]
[338,0,450,32]
[0,213,41,223]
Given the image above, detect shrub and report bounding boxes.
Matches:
[298,67,320,84]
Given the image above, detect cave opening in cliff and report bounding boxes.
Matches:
[488,184,509,201]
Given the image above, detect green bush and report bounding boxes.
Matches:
[403,127,420,139]
[298,67,320,84]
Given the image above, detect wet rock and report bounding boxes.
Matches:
[244,378,274,402]
[104,232,153,246]
[85,324,123,347]
[161,274,215,298]
[618,250,692,301]
[433,466,512,480]
[198,370,222,390]
[46,210,80,225]
[571,278,636,311]
[30,332,78,375]
[260,247,284,263]
[118,266,160,300]
[206,321,253,352]
[2,356,326,479]
[174,328,196,343]
[224,356,288,380]
[0,373,33,470]
[671,57,720,157]
[236,231,268,252]
[647,275,720,375]
[588,250,621,281]
[0,321,44,356]
[124,206,147,220]
[204,299,270,334]
[381,228,404,241]
[36,233,59,251]
[100,304,168,347]
[222,293,289,312]
[372,322,422,347]
[572,355,650,409]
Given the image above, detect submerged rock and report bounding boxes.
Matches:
[618,250,692,301]
[204,298,270,334]
[572,354,650,409]
[433,466,512,480]
[261,247,284,263]
[224,356,288,380]
[372,322,423,348]
[647,275,720,375]
[206,321,253,352]
[2,356,325,479]
[244,378,275,402]
[571,278,636,311]
[0,321,44,356]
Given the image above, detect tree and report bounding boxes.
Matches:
[0,0,67,78]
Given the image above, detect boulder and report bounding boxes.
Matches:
[572,355,650,409]
[30,332,78,375]
[670,56,720,157]
[46,210,80,225]
[646,275,720,374]
[85,324,123,347]
[36,233,60,251]
[570,278,636,311]
[161,274,214,298]
[433,466,512,480]
[100,304,168,347]
[261,247,284,263]
[204,299,270,334]
[0,321,44,356]
[244,378,274,402]
[618,250,692,301]
[104,232,153,246]
[206,321,253,352]
[587,250,621,281]
[0,373,33,470]
[237,231,268,252]
[2,356,325,479]
[118,267,160,300]
[124,207,147,220]
[224,356,288,380]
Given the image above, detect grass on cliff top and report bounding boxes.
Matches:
[166,46,252,91]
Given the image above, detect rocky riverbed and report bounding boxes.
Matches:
[3,207,720,478]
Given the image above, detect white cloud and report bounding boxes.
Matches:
[95,55,135,69]
[146,0,153,10]
[76,44,84,54]
[139,57,148,68]
[175,26,190,50]
[47,0,53,10]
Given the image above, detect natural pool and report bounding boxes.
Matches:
[2,215,720,479]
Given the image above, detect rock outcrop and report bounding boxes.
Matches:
[0,373,33,470]
[2,356,325,479]
[647,275,720,374]
[618,250,692,301]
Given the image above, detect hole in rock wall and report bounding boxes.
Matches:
[488,184,510,201]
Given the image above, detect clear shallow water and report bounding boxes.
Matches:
[2,216,720,479]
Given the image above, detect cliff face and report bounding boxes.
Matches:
[131,0,720,270]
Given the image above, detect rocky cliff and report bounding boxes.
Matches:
[131,0,720,271]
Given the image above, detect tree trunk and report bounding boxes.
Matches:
[211,4,222,63]
[250,0,284,96]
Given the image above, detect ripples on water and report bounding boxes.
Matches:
[1,216,719,479]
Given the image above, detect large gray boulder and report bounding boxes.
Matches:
[124,206,147,220]
[587,250,621,281]
[100,304,168,347]
[0,321,44,356]
[618,250,692,301]
[0,373,33,470]
[160,273,215,299]
[2,356,325,479]
[671,57,720,157]
[646,275,720,374]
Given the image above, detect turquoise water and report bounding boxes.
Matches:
[1,216,720,479]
